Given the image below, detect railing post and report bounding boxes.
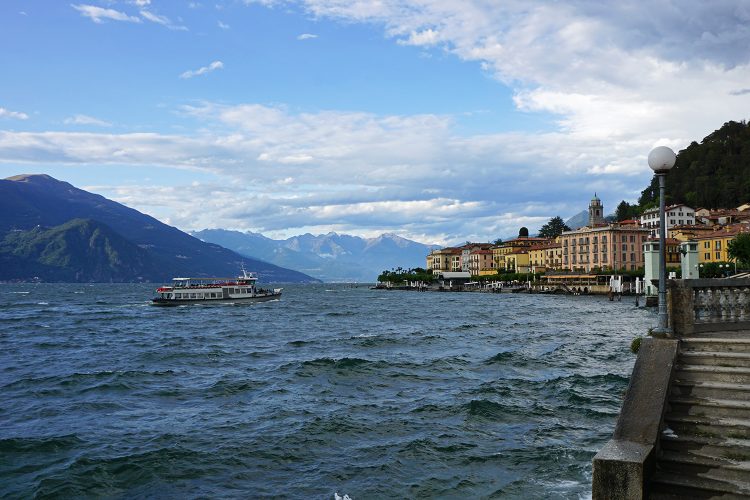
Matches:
[667,280,694,337]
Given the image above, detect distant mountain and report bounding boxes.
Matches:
[565,211,589,230]
[0,174,318,283]
[192,229,438,282]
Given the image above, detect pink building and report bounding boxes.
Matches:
[559,224,651,272]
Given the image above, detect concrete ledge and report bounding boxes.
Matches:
[592,440,653,500]
[592,337,679,499]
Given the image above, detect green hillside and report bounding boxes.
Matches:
[0,219,163,282]
[639,120,750,209]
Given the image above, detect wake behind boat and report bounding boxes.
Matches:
[151,268,282,306]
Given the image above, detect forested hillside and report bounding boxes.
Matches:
[639,120,750,209]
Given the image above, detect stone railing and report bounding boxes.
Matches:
[668,278,750,336]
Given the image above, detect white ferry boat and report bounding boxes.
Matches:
[151,268,282,306]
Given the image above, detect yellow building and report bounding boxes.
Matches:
[528,241,563,272]
[694,226,749,265]
[493,236,550,273]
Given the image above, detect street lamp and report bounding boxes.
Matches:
[648,146,677,335]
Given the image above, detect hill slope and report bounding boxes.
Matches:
[0,175,318,282]
[0,219,165,282]
[640,120,750,209]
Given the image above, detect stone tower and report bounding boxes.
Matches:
[589,193,605,227]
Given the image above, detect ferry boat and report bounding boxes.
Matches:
[151,268,282,306]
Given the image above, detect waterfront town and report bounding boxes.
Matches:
[409,195,750,293]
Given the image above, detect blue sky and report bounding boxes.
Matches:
[2,1,750,244]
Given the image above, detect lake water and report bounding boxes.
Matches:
[0,283,654,498]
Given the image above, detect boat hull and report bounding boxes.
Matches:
[151,292,282,307]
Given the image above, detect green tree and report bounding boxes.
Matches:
[614,200,640,221]
[728,233,750,268]
[538,216,570,238]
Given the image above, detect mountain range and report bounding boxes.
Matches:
[192,229,438,282]
[0,174,318,283]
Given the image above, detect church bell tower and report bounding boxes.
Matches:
[589,194,605,227]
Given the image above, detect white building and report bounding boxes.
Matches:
[640,204,695,237]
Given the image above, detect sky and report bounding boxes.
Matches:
[1,1,750,245]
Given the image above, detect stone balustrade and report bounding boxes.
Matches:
[668,278,750,337]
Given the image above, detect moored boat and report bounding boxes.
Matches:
[151,268,282,306]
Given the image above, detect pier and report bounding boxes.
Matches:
[592,277,750,498]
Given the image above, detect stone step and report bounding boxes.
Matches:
[672,380,750,401]
[682,337,750,354]
[668,396,750,420]
[657,450,750,486]
[660,432,750,461]
[664,414,750,440]
[679,351,750,368]
[650,469,750,499]
[674,364,750,384]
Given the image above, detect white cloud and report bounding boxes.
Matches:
[179,60,224,79]
[71,4,141,24]
[64,114,112,127]
[397,28,440,47]
[0,101,665,241]
[218,20,230,29]
[297,33,317,40]
[140,9,188,30]
[0,107,29,120]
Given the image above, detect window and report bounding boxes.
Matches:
[622,244,627,251]
[716,252,721,260]
[705,252,710,260]
[715,241,722,250]
[704,241,710,249]
[602,254,608,263]
[631,253,635,262]
[630,235,635,242]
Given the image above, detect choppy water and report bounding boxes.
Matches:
[0,283,654,498]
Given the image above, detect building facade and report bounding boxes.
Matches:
[559,224,651,272]
[640,204,695,237]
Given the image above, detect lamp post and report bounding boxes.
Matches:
[648,146,677,335]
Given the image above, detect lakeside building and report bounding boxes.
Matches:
[694,208,750,226]
[528,240,563,273]
[693,224,750,265]
[427,247,462,273]
[469,248,496,276]
[559,223,651,272]
[640,204,695,237]
[493,236,549,273]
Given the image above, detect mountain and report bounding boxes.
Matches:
[192,229,437,282]
[0,218,164,282]
[565,211,589,230]
[0,175,318,283]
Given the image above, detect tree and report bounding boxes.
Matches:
[728,233,750,269]
[538,216,570,239]
[614,200,640,221]
[493,238,503,246]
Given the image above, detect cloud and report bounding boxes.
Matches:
[218,20,230,29]
[730,88,750,96]
[71,4,141,23]
[179,60,224,79]
[0,107,29,120]
[64,114,112,127]
[297,33,318,40]
[0,101,663,242]
[139,9,188,30]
